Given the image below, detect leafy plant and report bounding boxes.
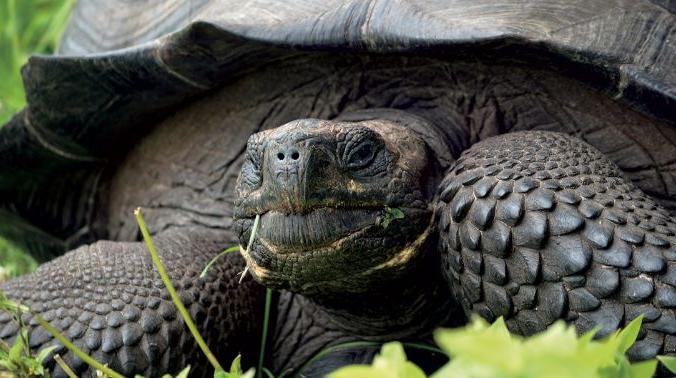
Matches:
[0,291,54,377]
[329,342,425,378]
[0,326,56,377]
[216,355,255,378]
[0,238,36,282]
[433,316,656,378]
[330,315,674,378]
[381,207,405,228]
[657,356,676,374]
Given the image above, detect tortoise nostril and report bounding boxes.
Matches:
[277,152,285,161]
[291,151,300,160]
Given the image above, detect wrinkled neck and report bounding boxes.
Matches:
[299,245,460,338]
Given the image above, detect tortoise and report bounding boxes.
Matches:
[1,0,675,377]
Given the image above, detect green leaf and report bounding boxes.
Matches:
[214,353,253,378]
[200,246,240,278]
[430,315,660,378]
[657,356,676,374]
[34,345,59,363]
[0,360,17,371]
[617,315,643,353]
[229,354,243,375]
[8,330,24,362]
[626,360,657,378]
[329,342,425,378]
[381,207,405,228]
[261,367,276,378]
[174,366,191,378]
[330,366,384,378]
[158,366,191,378]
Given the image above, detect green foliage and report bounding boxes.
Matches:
[0,238,36,282]
[657,356,676,374]
[329,342,425,378]
[381,207,405,228]
[0,328,57,377]
[0,0,74,279]
[1,290,125,378]
[330,316,673,378]
[433,316,655,378]
[216,355,255,378]
[0,292,56,377]
[164,366,191,378]
[0,0,75,125]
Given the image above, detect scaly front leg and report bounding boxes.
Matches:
[0,230,264,377]
[437,131,675,360]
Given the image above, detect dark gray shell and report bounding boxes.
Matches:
[1,0,675,259]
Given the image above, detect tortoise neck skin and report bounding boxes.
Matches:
[234,112,454,334]
[291,236,458,338]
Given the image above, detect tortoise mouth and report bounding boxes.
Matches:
[253,207,382,254]
[236,205,434,293]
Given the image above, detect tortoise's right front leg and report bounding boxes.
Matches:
[436,131,675,361]
[0,230,264,377]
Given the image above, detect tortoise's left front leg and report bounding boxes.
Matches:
[0,230,265,377]
[436,131,675,360]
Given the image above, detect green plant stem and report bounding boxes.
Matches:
[135,208,225,373]
[401,342,445,355]
[261,367,275,378]
[258,288,272,378]
[54,354,78,378]
[239,214,261,283]
[31,313,123,378]
[200,246,240,278]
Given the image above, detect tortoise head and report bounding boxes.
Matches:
[234,117,436,296]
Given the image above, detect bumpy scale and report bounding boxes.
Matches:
[437,131,676,359]
[0,231,263,377]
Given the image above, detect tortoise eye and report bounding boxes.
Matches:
[346,142,375,168]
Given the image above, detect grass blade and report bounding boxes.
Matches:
[239,214,261,283]
[200,246,240,278]
[134,208,224,373]
[1,292,124,377]
[31,312,123,378]
[54,354,78,378]
[258,288,272,378]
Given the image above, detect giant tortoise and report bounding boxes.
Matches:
[1,1,675,377]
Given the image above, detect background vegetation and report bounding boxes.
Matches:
[0,0,76,279]
[0,0,75,124]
